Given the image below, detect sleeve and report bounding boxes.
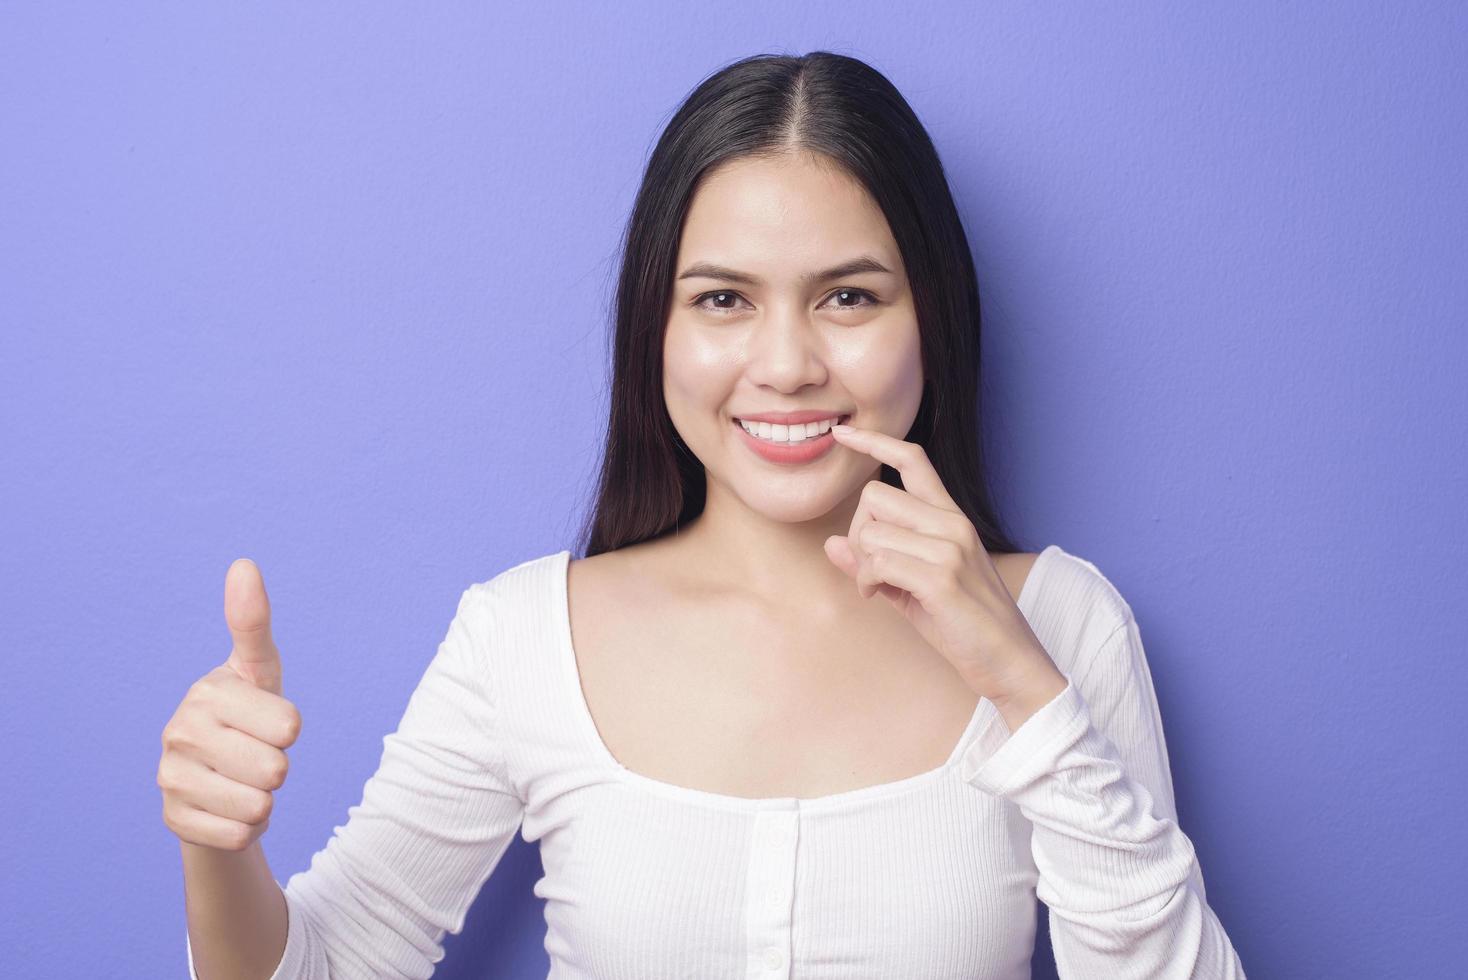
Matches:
[958,614,1248,979]
[186,584,527,980]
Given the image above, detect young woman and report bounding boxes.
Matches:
[168,51,1247,979]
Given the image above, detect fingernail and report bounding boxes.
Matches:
[831,423,852,433]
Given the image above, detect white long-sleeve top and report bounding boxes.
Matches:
[186,543,1247,978]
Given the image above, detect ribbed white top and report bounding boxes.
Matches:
[186,543,1246,978]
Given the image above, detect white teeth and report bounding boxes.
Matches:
[736,416,842,444]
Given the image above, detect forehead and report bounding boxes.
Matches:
[677,153,902,275]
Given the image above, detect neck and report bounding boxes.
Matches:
[672,471,872,618]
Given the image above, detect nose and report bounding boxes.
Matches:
[741,301,831,391]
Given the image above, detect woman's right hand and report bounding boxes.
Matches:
[158,558,303,852]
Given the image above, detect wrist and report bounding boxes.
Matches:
[987,660,1069,734]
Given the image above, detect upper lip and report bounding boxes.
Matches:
[732,409,851,425]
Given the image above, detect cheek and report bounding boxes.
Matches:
[664,325,736,401]
[835,329,923,402]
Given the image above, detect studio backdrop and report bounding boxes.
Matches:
[2,3,1464,978]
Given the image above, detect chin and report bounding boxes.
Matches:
[732,481,850,525]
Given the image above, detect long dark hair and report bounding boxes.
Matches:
[574,51,1024,560]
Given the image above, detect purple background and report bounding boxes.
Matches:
[4,3,1465,978]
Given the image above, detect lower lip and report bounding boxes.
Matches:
[732,415,849,464]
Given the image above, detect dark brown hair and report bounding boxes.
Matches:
[575,51,1024,559]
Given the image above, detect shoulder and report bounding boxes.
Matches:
[458,536,660,627]
[992,550,1042,604]
[564,548,621,622]
[1022,544,1139,671]
[1036,545,1135,623]
[443,550,574,692]
[457,549,571,618]
[566,535,687,611]
[565,545,629,593]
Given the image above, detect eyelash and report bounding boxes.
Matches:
[690,287,879,315]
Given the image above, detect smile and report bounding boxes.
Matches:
[733,414,848,444]
[730,414,851,465]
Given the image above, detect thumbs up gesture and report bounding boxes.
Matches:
[157,559,304,851]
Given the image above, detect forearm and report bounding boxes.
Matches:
[182,839,288,980]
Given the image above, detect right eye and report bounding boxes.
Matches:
[691,290,750,314]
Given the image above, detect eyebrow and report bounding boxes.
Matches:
[675,255,895,286]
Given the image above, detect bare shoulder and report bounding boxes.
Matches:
[565,548,619,617]
[564,550,622,675]
[993,550,1043,604]
[566,538,670,625]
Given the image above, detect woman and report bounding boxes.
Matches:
[169,51,1247,978]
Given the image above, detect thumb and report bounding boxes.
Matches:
[823,535,859,579]
[224,557,282,695]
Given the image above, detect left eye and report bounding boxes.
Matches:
[825,288,878,309]
[691,288,878,313]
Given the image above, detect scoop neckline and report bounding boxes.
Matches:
[552,543,1060,813]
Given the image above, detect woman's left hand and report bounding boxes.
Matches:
[822,422,1062,705]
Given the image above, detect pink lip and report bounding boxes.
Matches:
[731,415,848,465]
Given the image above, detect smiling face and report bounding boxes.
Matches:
[663,150,924,525]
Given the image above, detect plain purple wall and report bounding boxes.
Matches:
[3,3,1464,978]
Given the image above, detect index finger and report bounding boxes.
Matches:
[829,423,959,512]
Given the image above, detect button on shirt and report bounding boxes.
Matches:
[186,545,1247,979]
